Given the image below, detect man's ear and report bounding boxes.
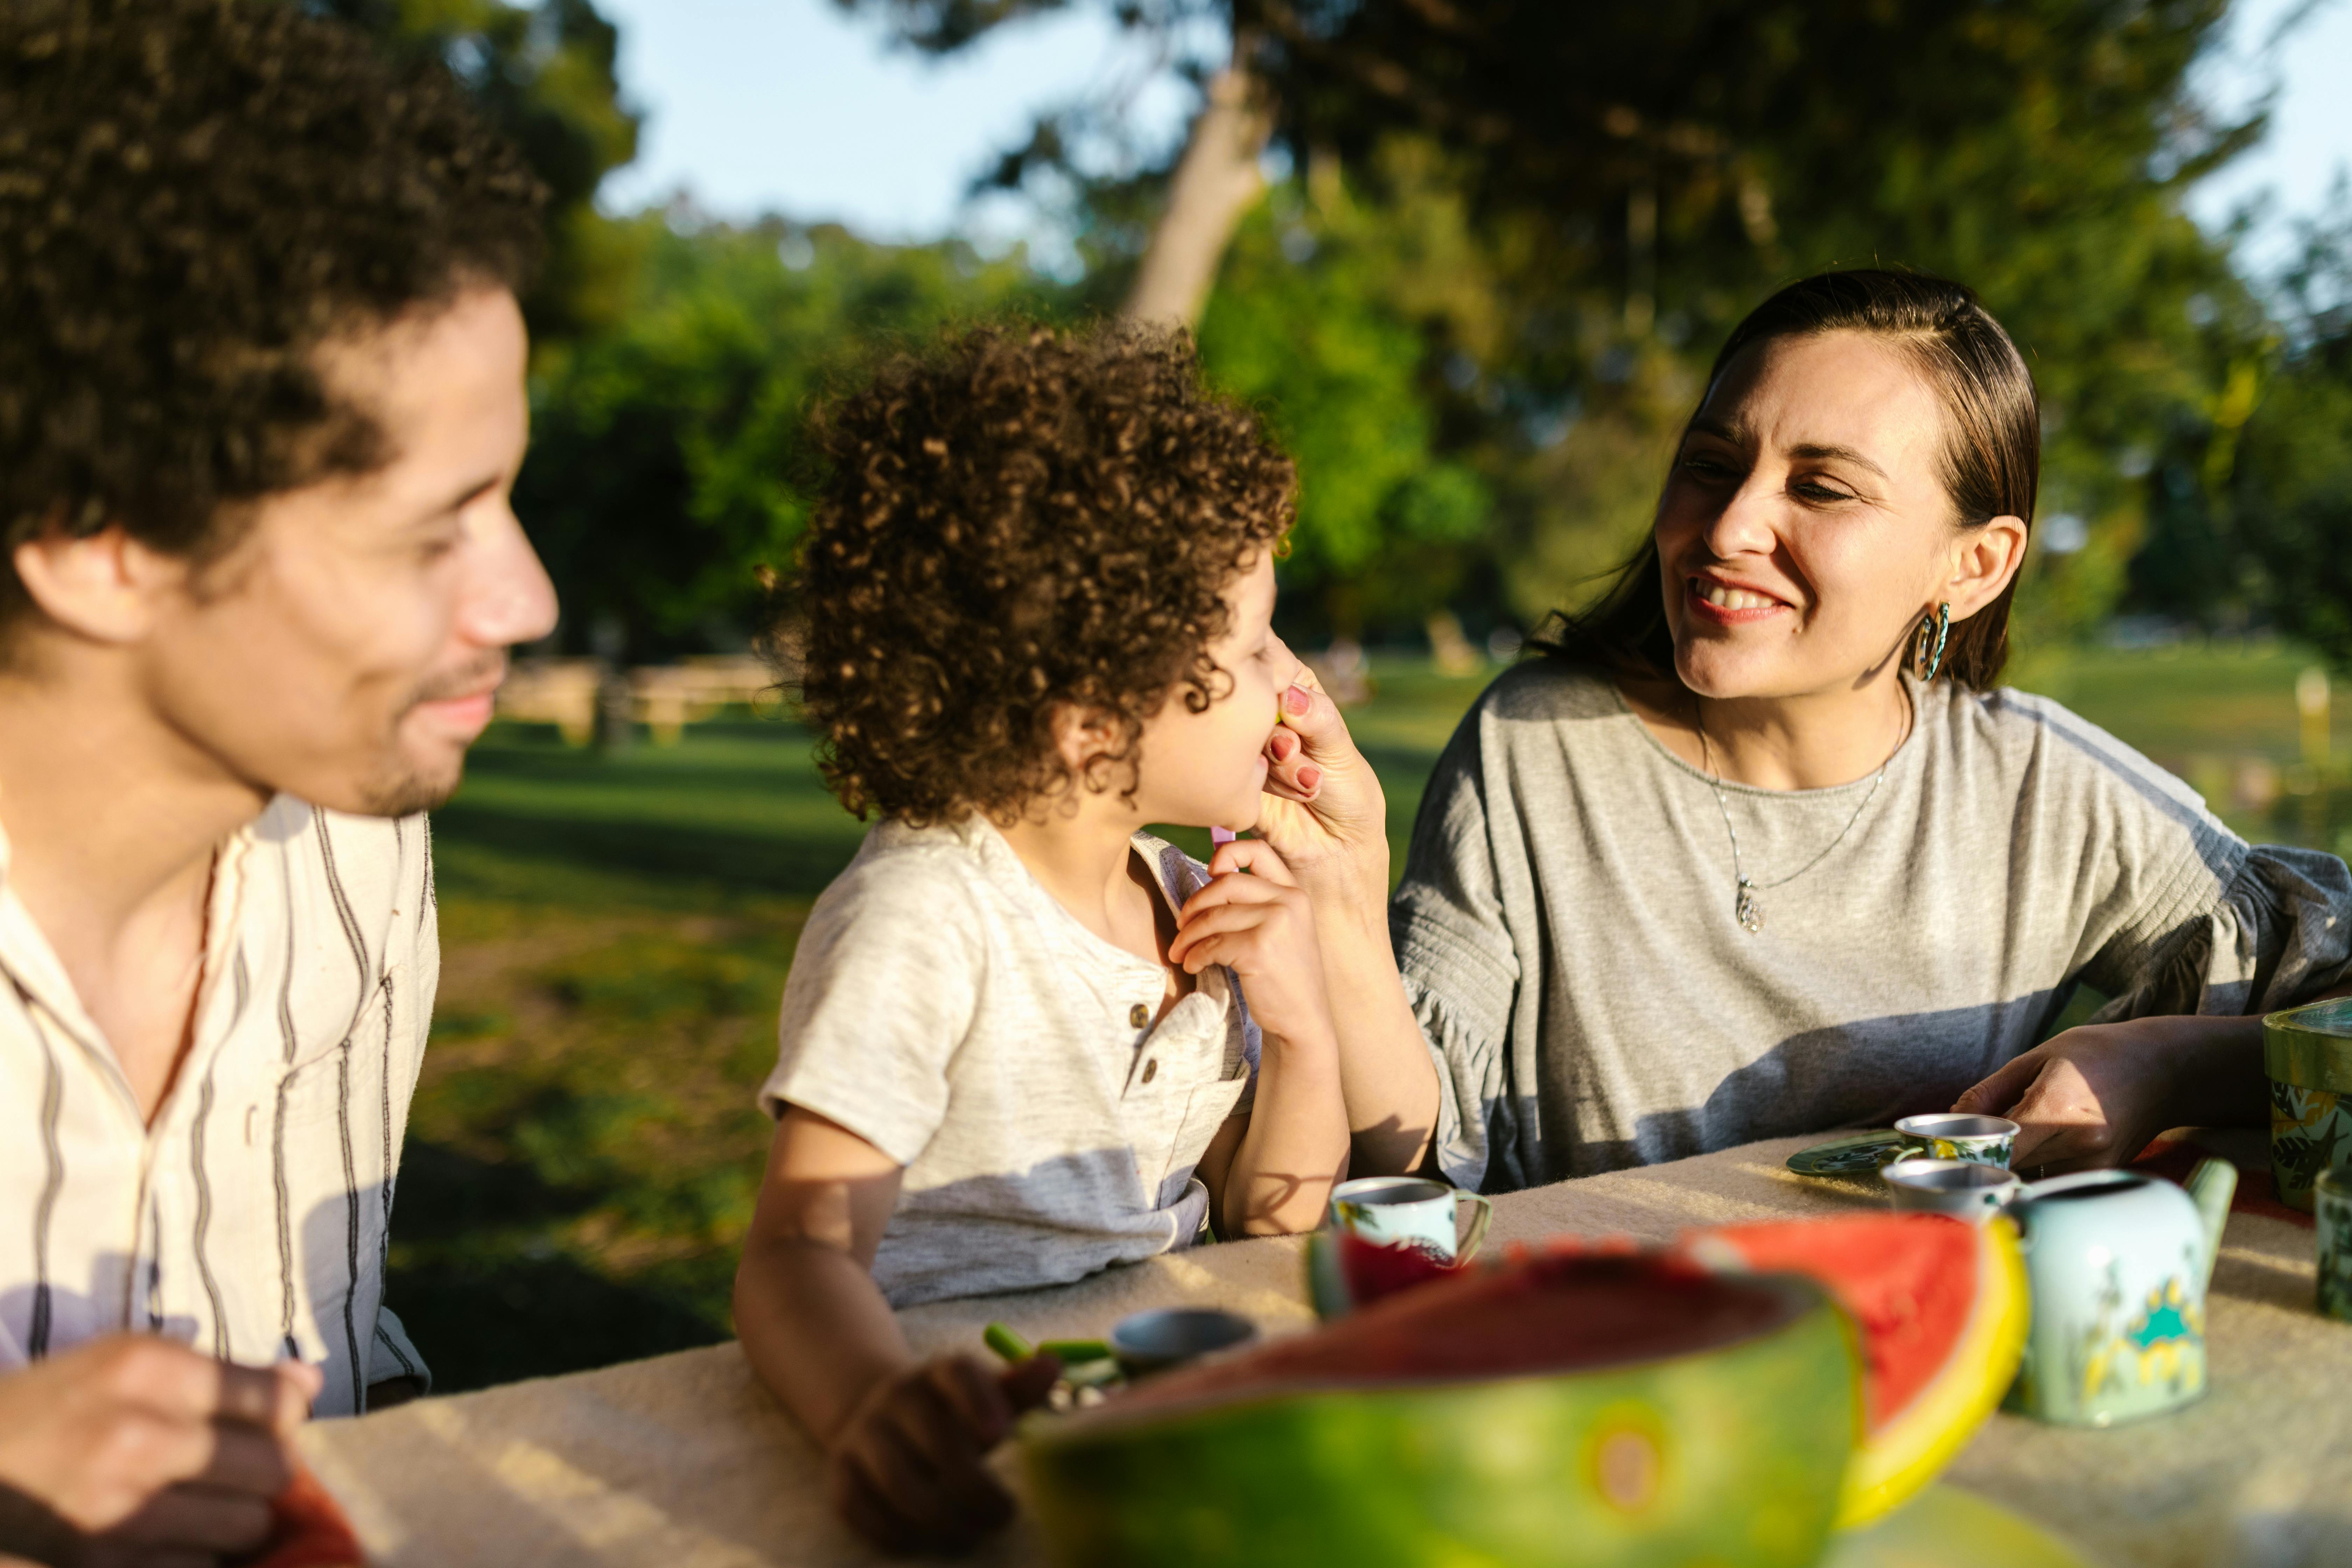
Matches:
[10,523,185,646]
[1945,514,2030,621]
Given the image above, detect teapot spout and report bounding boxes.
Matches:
[2185,1156,2238,1289]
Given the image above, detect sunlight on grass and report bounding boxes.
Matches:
[396,642,2350,1390]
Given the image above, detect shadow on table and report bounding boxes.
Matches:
[384,1142,731,1395]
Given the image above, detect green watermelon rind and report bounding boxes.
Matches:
[1022,1280,1860,1568]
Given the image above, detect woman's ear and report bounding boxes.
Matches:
[1945,514,2030,621]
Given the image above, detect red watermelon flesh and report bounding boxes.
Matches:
[1336,1229,1463,1302]
[1682,1212,2027,1528]
[1696,1216,1970,1429]
[1117,1253,1795,1412]
[247,1463,366,1568]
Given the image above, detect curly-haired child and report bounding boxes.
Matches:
[732,322,1351,1554]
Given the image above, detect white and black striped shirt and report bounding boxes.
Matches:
[0,796,436,1415]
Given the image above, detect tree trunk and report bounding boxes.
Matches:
[1121,65,1274,329]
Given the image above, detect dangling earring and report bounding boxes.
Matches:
[1914,602,1952,682]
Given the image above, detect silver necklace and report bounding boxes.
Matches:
[1695,707,1893,935]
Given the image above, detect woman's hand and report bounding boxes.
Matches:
[1253,639,1389,913]
[1953,1014,2267,1174]
[826,1353,1061,1556]
[1171,838,1336,1054]
[1244,638,1441,1178]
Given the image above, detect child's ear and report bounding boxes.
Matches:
[1048,702,1124,778]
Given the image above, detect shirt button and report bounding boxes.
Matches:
[1141,1059,1158,1084]
[1129,1004,1149,1028]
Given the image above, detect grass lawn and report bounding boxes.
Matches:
[392,642,2351,1392]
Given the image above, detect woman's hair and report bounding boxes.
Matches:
[790,321,1295,826]
[1535,268,2040,691]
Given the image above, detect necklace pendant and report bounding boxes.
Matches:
[1735,878,1764,934]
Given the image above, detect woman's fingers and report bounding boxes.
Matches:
[1952,1048,2047,1119]
[1997,1052,2122,1171]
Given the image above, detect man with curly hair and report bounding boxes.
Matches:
[0,1,555,1560]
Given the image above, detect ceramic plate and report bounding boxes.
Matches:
[1825,1483,2093,1568]
[1786,1129,1909,1177]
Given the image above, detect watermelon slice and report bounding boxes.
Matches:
[1680,1212,2027,1530]
[1024,1252,1860,1568]
[249,1462,367,1568]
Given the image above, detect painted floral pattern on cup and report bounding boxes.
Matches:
[1893,1114,2017,1170]
[2270,1079,2350,1213]
[2316,1170,2352,1322]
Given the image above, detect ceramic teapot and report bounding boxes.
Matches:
[2002,1157,2236,1427]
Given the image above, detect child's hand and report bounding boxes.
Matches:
[826,1351,1060,1556]
[1170,839,1335,1052]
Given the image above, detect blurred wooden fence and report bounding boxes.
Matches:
[497,656,782,745]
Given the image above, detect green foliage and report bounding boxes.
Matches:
[517,218,1061,656]
[851,0,2282,650]
[2227,222,2352,665]
[1273,0,2263,644]
[1197,154,1494,633]
[301,0,643,339]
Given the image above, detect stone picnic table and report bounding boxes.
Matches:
[300,1131,2352,1568]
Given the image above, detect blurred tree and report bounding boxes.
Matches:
[842,0,2275,653]
[1195,142,1498,636]
[2223,209,2352,664]
[517,216,1062,658]
[300,0,645,341]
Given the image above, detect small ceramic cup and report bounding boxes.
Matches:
[2316,1167,2352,1322]
[1328,1175,1493,1263]
[1893,1113,2018,1169]
[1107,1308,1257,1379]
[1883,1157,2023,1223]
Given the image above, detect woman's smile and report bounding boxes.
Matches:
[1685,573,1794,625]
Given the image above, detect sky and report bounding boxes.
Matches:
[594,0,1208,263]
[597,0,2350,274]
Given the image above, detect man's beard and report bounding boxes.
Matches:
[354,758,463,818]
[355,652,507,817]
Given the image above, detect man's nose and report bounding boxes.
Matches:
[461,506,559,649]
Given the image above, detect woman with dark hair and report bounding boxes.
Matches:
[1255,268,2352,1190]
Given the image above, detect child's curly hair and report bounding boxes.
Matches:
[793,322,1295,826]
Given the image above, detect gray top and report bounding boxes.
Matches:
[762,819,1258,1307]
[1393,662,2352,1191]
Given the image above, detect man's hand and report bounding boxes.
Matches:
[826,1353,1060,1556]
[0,1335,318,1567]
[1169,839,1336,1054]
[1954,1014,2267,1174]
